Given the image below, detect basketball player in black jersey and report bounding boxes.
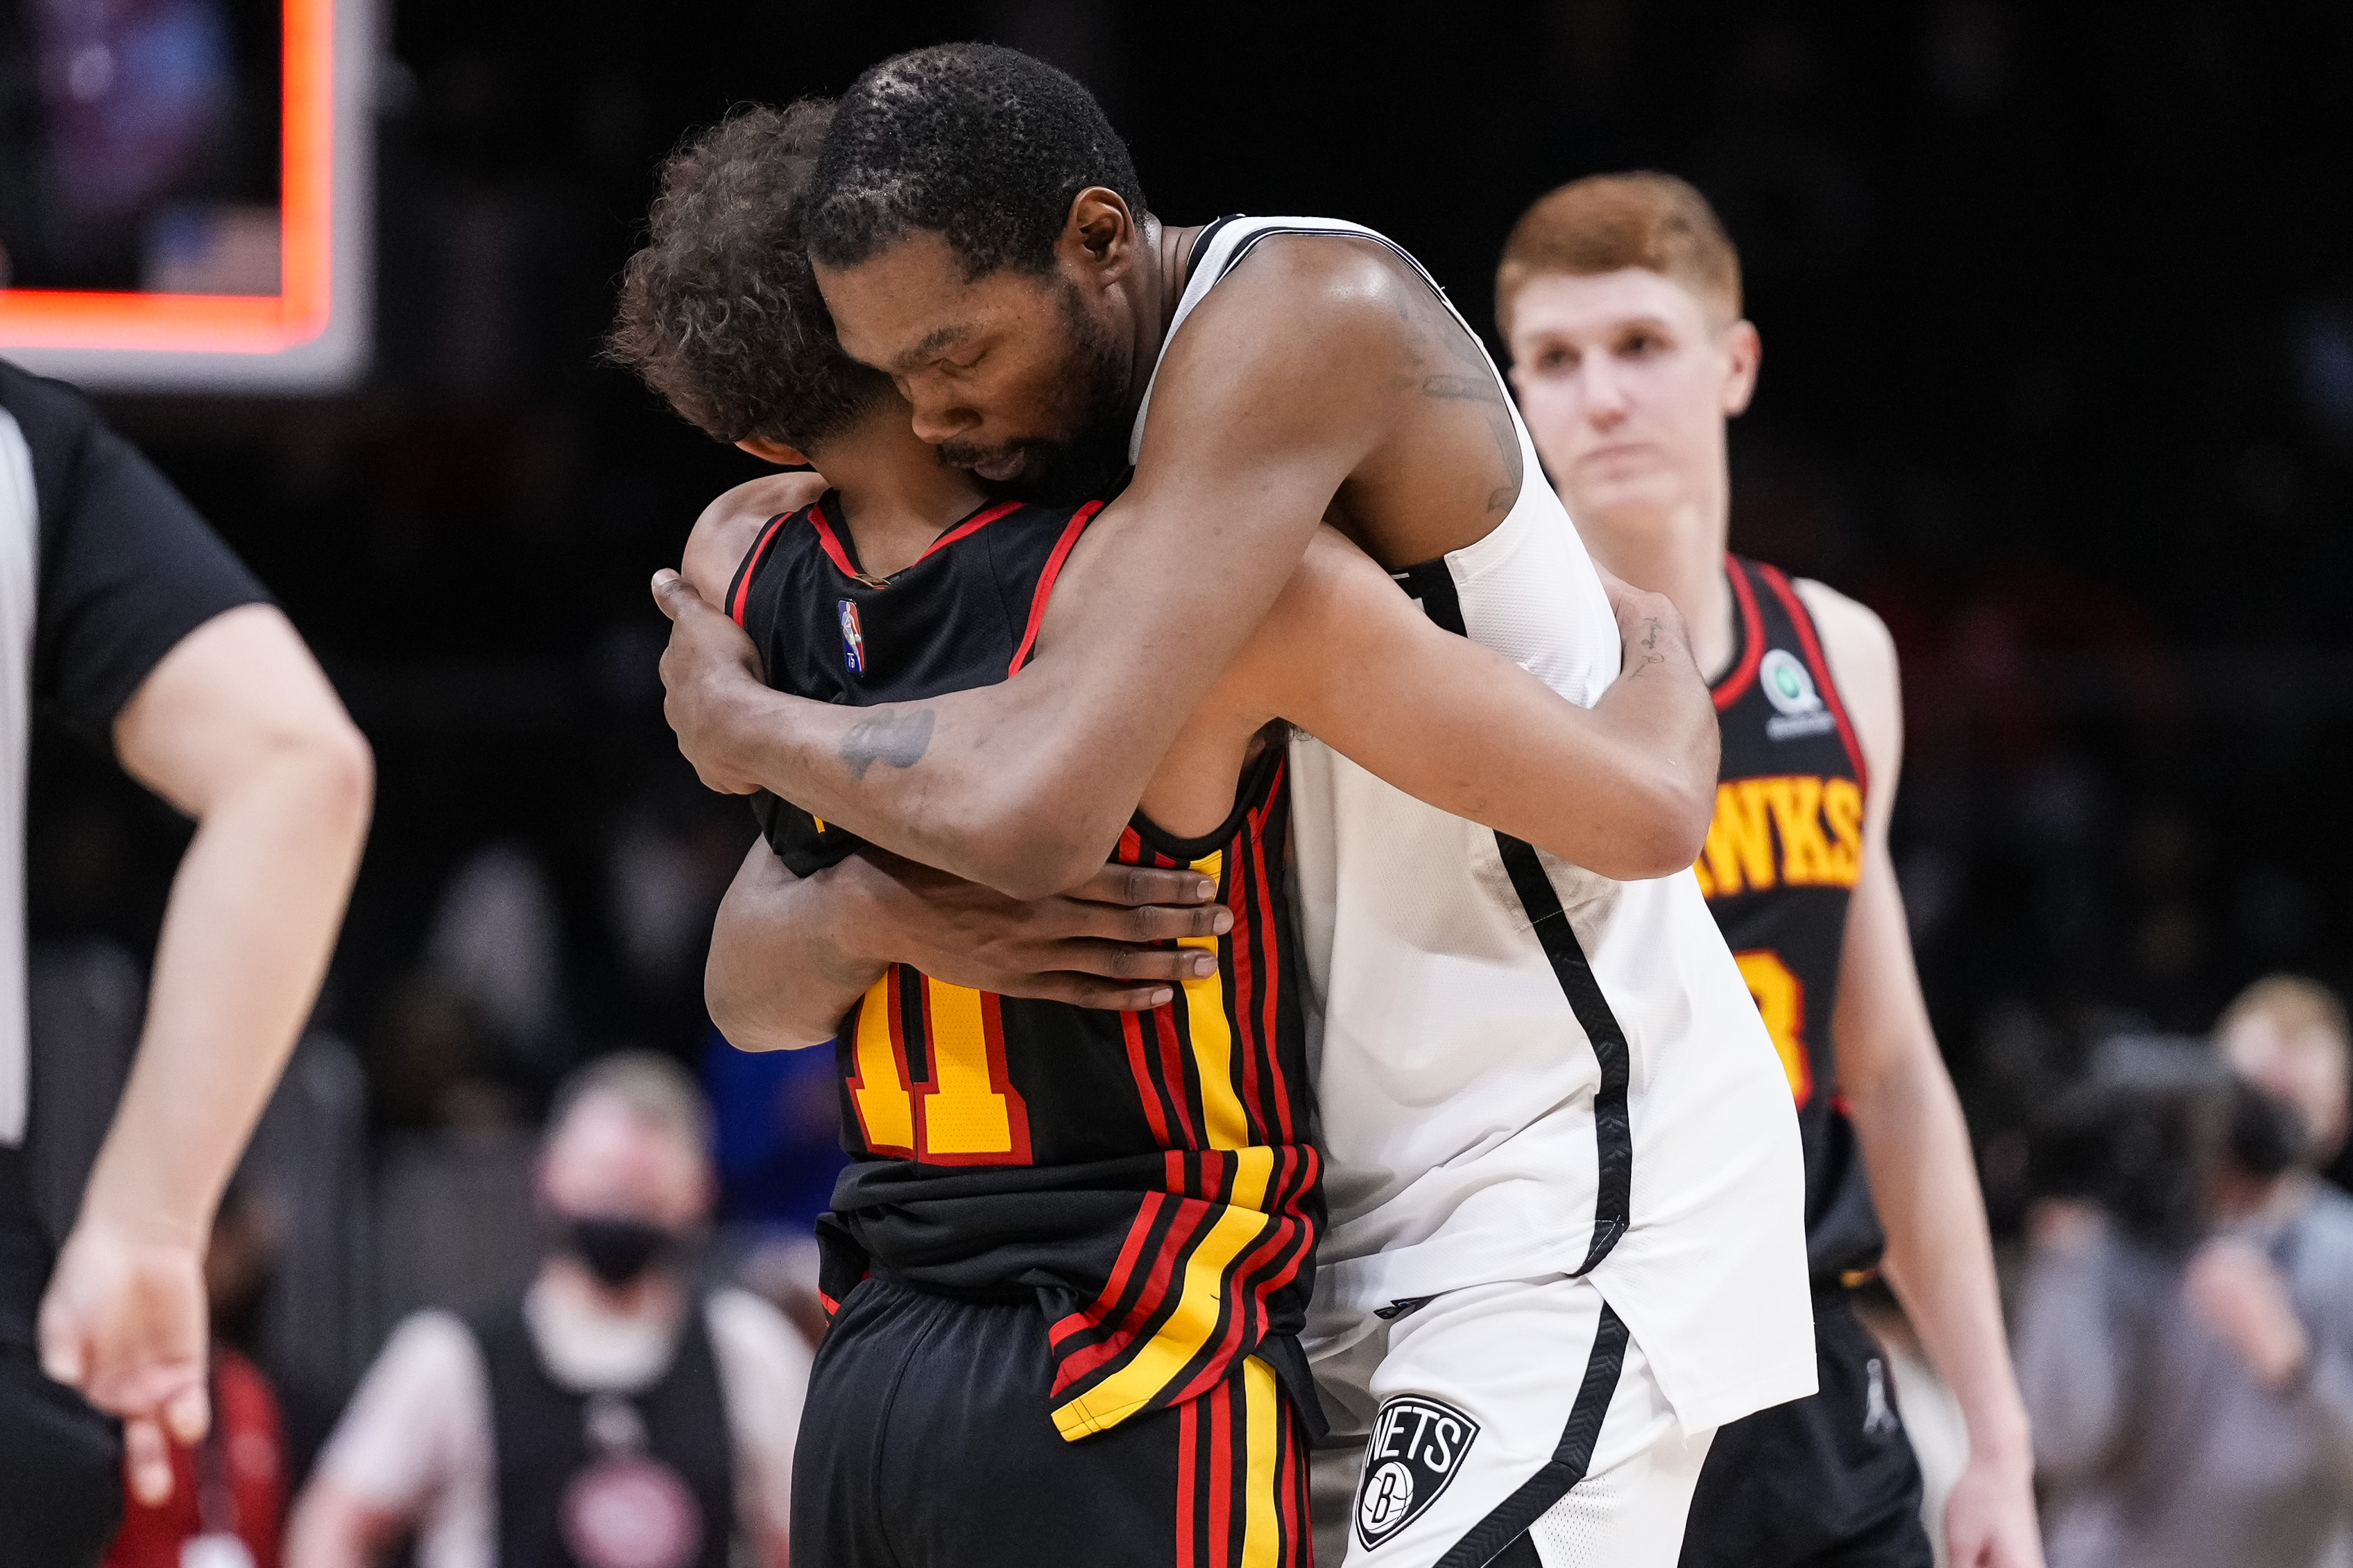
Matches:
[614,104,1722,1568]
[643,46,1682,902]
[1494,176,2044,1568]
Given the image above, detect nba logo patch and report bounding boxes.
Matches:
[838,599,866,674]
[1355,1394,1480,1551]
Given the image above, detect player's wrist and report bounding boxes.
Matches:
[1962,1413,2035,1477]
[828,852,923,972]
[706,678,785,781]
[69,1185,209,1252]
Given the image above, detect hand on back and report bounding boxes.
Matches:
[1595,564,1695,678]
[841,851,1233,1011]
[652,570,770,795]
[651,470,831,796]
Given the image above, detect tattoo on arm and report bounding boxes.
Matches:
[1399,279,1527,515]
[1484,411,1525,516]
[1421,376,1526,514]
[1422,373,1503,404]
[840,709,936,781]
[1629,616,1668,675]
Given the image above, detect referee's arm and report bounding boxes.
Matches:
[40,606,370,1503]
[13,374,373,1508]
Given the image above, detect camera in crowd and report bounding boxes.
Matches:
[2029,1034,2310,1251]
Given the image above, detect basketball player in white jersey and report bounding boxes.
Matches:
[649,45,1813,1565]
[1494,174,2043,1568]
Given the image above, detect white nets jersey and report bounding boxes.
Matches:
[1130,216,1814,1437]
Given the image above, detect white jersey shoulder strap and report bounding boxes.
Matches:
[1127,215,1508,465]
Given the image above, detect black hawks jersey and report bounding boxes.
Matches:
[1701,553,1883,1286]
[724,491,1321,1441]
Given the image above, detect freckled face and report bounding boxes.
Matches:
[1505,268,1751,526]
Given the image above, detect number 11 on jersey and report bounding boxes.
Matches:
[844,974,1035,1164]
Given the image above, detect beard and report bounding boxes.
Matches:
[938,282,1134,507]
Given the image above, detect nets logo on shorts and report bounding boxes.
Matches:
[1355,1393,1480,1551]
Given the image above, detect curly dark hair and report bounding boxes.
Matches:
[608,100,890,449]
[804,43,1149,279]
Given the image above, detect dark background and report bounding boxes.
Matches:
[25,0,2353,1229]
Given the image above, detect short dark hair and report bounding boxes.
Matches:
[804,43,1148,279]
[608,100,890,449]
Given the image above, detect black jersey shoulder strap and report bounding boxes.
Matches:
[1128,734,1287,864]
[1731,553,1869,793]
[1006,499,1107,675]
[1710,551,1768,712]
[723,507,803,632]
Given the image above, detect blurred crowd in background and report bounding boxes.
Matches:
[6,0,2353,1560]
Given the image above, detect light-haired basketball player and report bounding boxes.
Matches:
[1495,173,2043,1568]
[651,44,1814,1568]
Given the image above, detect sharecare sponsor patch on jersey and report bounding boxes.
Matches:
[1355,1394,1480,1551]
[1759,647,1837,739]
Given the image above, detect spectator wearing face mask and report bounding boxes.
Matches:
[284,1053,808,1568]
[2015,979,2353,1568]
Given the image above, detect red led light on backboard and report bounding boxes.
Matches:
[0,0,373,390]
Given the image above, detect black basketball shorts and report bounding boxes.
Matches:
[793,1275,1313,1568]
[1677,1291,1932,1568]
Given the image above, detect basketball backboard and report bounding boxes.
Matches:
[0,0,375,391]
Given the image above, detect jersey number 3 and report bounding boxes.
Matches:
[1735,949,1814,1108]
[844,974,1034,1164]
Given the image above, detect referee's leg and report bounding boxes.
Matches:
[1,1151,125,1568]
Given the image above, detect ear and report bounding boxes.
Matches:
[1720,320,1761,417]
[1062,187,1140,280]
[735,436,813,467]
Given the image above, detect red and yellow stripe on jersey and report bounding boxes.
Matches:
[816,746,1321,1444]
[1174,1354,1315,1568]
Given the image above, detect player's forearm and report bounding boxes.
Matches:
[708,846,880,1050]
[80,734,370,1245]
[1537,578,1718,871]
[1269,540,1717,879]
[1847,1044,2033,1465]
[1503,608,1718,874]
[1474,697,1713,877]
[1579,638,1719,869]
[693,673,1137,898]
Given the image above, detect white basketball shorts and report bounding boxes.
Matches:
[1310,1274,1717,1568]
